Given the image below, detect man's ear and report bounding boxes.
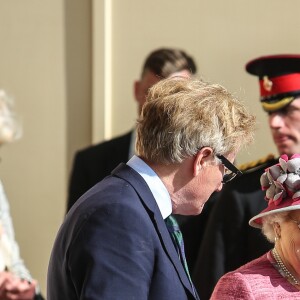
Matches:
[193,147,214,176]
[134,80,141,103]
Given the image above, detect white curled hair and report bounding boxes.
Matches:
[261,212,288,243]
[0,90,21,144]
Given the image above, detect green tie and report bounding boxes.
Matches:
[165,215,198,298]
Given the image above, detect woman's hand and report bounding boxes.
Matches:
[0,271,37,300]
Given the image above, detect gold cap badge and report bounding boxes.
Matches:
[263,76,273,92]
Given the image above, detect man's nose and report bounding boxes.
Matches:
[269,113,284,128]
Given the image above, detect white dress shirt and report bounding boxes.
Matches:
[127,155,172,219]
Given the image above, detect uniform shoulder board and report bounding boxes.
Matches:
[238,154,276,174]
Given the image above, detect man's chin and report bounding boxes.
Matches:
[194,203,204,215]
[278,145,297,156]
[179,204,204,216]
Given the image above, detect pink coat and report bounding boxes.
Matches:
[210,251,300,299]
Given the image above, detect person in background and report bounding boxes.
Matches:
[211,154,300,299]
[47,76,255,300]
[67,47,197,212]
[193,54,300,300]
[0,90,44,300]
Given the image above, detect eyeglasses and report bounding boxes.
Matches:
[216,154,243,184]
[288,216,300,229]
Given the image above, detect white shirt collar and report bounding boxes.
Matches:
[127,155,172,219]
[128,128,136,160]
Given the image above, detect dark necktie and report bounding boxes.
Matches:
[165,215,198,298]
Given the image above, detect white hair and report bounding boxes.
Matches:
[261,212,289,243]
[0,90,21,144]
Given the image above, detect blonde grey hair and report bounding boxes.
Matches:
[136,77,256,164]
[261,212,289,243]
[0,90,21,144]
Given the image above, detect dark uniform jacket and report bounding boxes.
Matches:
[192,155,277,300]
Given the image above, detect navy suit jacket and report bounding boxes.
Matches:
[48,163,197,300]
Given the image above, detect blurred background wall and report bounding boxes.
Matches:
[0,0,299,294]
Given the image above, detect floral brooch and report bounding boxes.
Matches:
[260,154,300,206]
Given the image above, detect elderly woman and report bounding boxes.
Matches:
[0,90,43,300]
[211,154,300,299]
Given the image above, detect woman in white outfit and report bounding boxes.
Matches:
[0,90,43,300]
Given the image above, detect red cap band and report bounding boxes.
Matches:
[259,73,300,98]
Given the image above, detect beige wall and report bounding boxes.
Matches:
[0,0,66,295]
[0,0,300,295]
[0,0,91,295]
[109,0,300,164]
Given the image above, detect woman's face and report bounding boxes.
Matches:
[279,210,300,275]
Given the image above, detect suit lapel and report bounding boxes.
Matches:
[112,163,196,298]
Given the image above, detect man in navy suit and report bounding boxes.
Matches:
[48,76,255,299]
[66,48,197,212]
[66,48,205,275]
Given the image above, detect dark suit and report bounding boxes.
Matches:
[67,131,132,211]
[67,129,215,276]
[192,157,277,300]
[48,163,197,300]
